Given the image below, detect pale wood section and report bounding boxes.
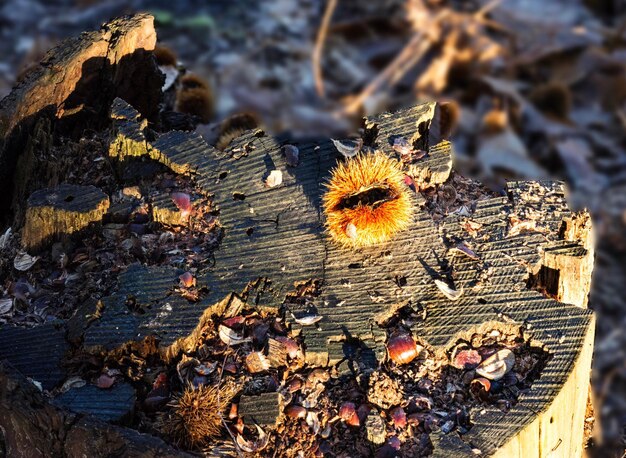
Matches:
[22,184,109,250]
[558,211,595,308]
[494,314,595,458]
[541,241,593,309]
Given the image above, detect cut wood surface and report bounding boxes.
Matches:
[239,392,284,426]
[79,100,593,457]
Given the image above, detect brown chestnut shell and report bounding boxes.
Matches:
[387,332,421,365]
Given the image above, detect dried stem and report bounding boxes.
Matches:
[218,350,243,458]
[312,0,338,98]
[339,10,449,115]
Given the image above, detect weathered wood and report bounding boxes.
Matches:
[0,14,162,221]
[238,392,283,426]
[79,100,595,456]
[0,30,594,455]
[509,180,594,308]
[108,98,219,185]
[54,382,137,423]
[0,362,193,458]
[108,98,149,161]
[0,323,68,391]
[0,14,159,136]
[22,184,110,250]
[365,102,453,188]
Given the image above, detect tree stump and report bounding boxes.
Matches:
[81,101,593,457]
[0,14,595,458]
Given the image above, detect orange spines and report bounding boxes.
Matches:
[322,152,413,248]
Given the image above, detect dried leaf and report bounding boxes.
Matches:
[392,137,413,155]
[179,271,196,288]
[0,227,12,249]
[331,138,362,158]
[290,311,323,326]
[0,298,13,315]
[452,349,482,369]
[14,251,39,271]
[448,206,468,219]
[236,424,269,453]
[176,355,201,384]
[434,279,463,301]
[282,144,300,167]
[461,220,482,237]
[390,406,407,429]
[508,215,543,236]
[277,336,300,359]
[265,170,283,188]
[60,376,86,393]
[171,192,192,218]
[218,324,250,346]
[450,242,479,260]
[305,410,321,434]
[475,349,515,381]
[194,362,217,376]
[96,374,115,389]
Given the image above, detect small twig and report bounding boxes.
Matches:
[339,31,423,115]
[312,0,338,98]
[339,10,449,115]
[475,0,502,19]
[216,349,244,458]
[472,0,507,32]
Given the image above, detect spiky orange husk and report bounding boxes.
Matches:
[323,152,413,248]
[158,382,237,449]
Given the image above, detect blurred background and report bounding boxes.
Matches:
[1,0,625,455]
